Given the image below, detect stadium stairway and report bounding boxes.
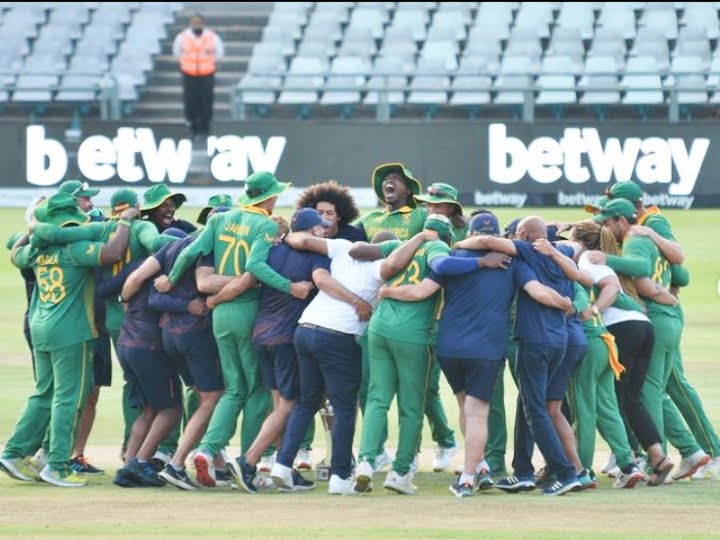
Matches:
[132,1,273,123]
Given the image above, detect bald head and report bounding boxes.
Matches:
[517,216,547,242]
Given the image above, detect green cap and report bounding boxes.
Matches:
[371,162,422,208]
[140,185,187,212]
[236,172,291,207]
[584,196,608,214]
[34,193,90,227]
[6,231,23,250]
[58,179,100,198]
[593,198,638,223]
[110,188,139,214]
[197,193,234,225]
[414,182,462,212]
[423,213,453,240]
[607,181,643,203]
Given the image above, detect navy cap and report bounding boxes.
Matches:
[546,225,567,243]
[504,218,522,237]
[291,207,332,232]
[469,212,500,235]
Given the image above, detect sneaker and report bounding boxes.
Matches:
[673,450,710,481]
[192,452,216,488]
[0,457,36,482]
[159,464,199,491]
[150,451,171,473]
[576,469,598,490]
[253,474,276,490]
[329,474,355,495]
[228,456,257,494]
[383,470,418,495]
[476,468,494,491]
[691,456,720,481]
[113,466,141,488]
[294,449,312,471]
[70,455,105,476]
[647,457,674,487]
[601,453,617,475]
[495,475,536,493]
[354,458,374,494]
[543,477,581,496]
[534,466,555,489]
[409,455,419,474]
[125,458,165,487]
[613,465,644,489]
[450,478,474,498]
[278,469,315,492]
[28,448,48,476]
[270,462,294,491]
[432,444,458,472]
[258,453,275,474]
[374,450,392,473]
[39,465,87,487]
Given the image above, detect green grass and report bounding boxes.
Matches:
[0,207,719,539]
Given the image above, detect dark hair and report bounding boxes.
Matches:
[470,208,494,217]
[296,180,359,225]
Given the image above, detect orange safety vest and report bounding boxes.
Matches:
[179,30,217,76]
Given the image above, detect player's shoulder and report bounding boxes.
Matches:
[359,208,386,222]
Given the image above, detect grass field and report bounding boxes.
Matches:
[0,206,718,540]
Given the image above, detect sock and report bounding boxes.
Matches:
[136,458,147,464]
[170,462,184,472]
[476,459,490,474]
[459,472,475,485]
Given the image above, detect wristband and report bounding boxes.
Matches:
[118,219,132,227]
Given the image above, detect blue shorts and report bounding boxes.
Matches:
[439,356,503,401]
[92,330,112,387]
[162,328,224,393]
[547,344,587,400]
[117,344,181,411]
[255,342,299,400]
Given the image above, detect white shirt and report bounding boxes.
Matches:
[172,29,225,59]
[578,252,649,326]
[299,239,385,336]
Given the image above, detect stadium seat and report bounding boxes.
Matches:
[408,57,450,104]
[278,57,327,105]
[579,56,622,104]
[598,4,638,39]
[681,2,720,40]
[556,2,595,39]
[622,56,664,104]
[639,9,678,40]
[514,2,554,38]
[320,56,370,105]
[449,73,492,106]
[428,11,469,41]
[473,3,513,40]
[347,8,386,40]
[419,40,459,71]
[668,55,708,103]
[364,56,410,105]
[536,56,578,104]
[494,56,536,104]
[238,73,281,105]
[630,29,671,71]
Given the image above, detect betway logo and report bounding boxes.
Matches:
[488,124,709,196]
[26,126,286,185]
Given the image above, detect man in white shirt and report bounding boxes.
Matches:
[270,231,434,495]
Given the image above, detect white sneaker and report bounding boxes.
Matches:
[39,465,87,487]
[28,448,48,475]
[601,453,616,475]
[253,474,276,490]
[691,456,720,481]
[383,470,418,495]
[374,450,392,473]
[354,459,374,493]
[409,455,419,474]
[673,450,711,480]
[270,462,294,490]
[329,474,355,495]
[294,449,312,470]
[432,444,458,472]
[258,453,275,474]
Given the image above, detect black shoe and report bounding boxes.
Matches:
[126,459,165,487]
[229,456,257,494]
[214,468,234,488]
[279,469,316,492]
[449,478,474,498]
[113,466,141,488]
[158,464,199,491]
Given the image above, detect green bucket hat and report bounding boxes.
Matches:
[423,213,453,240]
[58,179,100,198]
[110,188,139,215]
[584,196,608,214]
[371,162,422,208]
[236,171,291,207]
[593,198,638,223]
[607,181,643,203]
[140,185,187,212]
[197,193,233,225]
[414,182,462,212]
[34,193,90,227]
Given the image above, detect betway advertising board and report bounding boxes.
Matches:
[6,120,719,207]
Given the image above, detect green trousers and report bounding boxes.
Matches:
[358,333,387,456]
[199,303,270,457]
[567,336,634,470]
[3,340,94,475]
[486,339,518,475]
[359,333,431,475]
[420,351,456,449]
[643,313,700,458]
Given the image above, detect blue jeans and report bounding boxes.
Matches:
[276,326,361,480]
[512,341,576,482]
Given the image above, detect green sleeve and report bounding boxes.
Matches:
[606,237,652,278]
[246,220,291,293]
[645,215,676,241]
[425,240,451,263]
[133,221,177,253]
[11,245,33,269]
[670,263,690,287]
[6,231,23,250]
[612,291,644,313]
[30,222,108,249]
[66,241,105,268]
[573,282,590,313]
[378,239,402,257]
[167,218,216,285]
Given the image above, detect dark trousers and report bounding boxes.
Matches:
[512,341,576,482]
[608,320,662,449]
[182,72,214,136]
[277,326,361,480]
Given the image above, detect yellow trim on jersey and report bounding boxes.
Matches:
[638,206,661,226]
[240,206,270,217]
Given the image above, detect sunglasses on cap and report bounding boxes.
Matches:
[72,181,91,196]
[427,186,453,198]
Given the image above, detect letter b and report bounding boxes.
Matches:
[488,124,527,184]
[26,126,68,186]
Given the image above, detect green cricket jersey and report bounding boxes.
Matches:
[12,241,104,351]
[573,283,605,338]
[639,208,690,288]
[167,206,290,301]
[369,238,450,345]
[452,222,468,242]
[358,206,427,241]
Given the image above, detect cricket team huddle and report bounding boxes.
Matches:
[1,162,718,498]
